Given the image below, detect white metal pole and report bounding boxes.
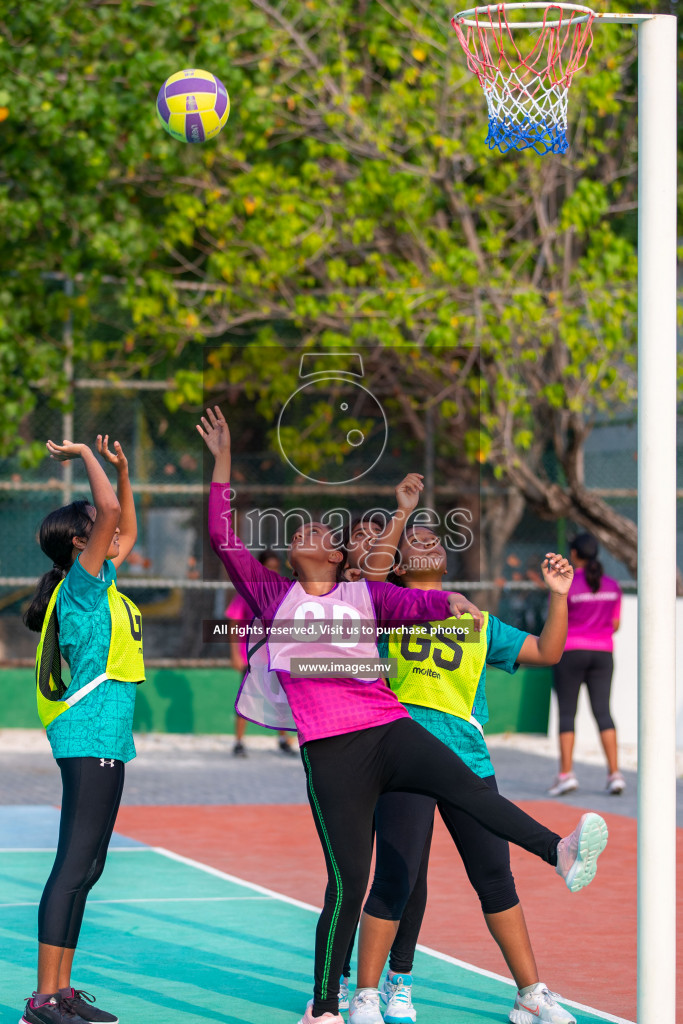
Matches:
[637,14,677,1024]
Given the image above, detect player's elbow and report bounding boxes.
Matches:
[100,498,121,523]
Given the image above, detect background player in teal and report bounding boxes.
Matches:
[22,435,143,1024]
[344,484,585,1024]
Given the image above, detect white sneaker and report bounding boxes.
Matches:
[349,988,383,1024]
[297,999,344,1024]
[548,773,578,797]
[607,771,626,795]
[339,976,350,1012]
[509,983,576,1024]
[384,974,416,1024]
[555,812,608,892]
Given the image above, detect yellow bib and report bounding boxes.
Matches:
[387,612,489,729]
[36,575,145,728]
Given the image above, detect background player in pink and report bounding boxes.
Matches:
[225,549,297,757]
[549,533,624,797]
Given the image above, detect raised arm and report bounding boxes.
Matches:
[517,553,573,666]
[198,406,287,615]
[97,434,137,569]
[362,473,424,581]
[46,440,120,577]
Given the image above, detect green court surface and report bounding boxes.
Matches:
[1,843,628,1024]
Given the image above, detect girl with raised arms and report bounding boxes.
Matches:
[21,436,144,1024]
[198,406,608,1024]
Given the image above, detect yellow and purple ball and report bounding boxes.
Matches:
[156,69,230,144]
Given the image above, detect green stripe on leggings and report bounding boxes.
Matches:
[302,746,343,1001]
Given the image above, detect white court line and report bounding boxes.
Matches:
[153,845,322,913]
[0,896,272,908]
[414,943,635,1024]
[151,846,635,1024]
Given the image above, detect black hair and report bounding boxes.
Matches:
[23,500,94,632]
[570,532,603,594]
[258,548,279,566]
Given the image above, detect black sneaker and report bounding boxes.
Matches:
[62,990,118,1024]
[278,739,297,756]
[232,741,247,757]
[21,995,90,1024]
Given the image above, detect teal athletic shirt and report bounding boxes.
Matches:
[46,555,137,762]
[380,614,529,778]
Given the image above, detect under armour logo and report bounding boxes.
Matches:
[100,759,115,767]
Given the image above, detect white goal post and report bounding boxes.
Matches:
[452,8,678,1023]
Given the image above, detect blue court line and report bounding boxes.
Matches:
[0,805,143,849]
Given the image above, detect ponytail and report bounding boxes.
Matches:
[24,567,65,633]
[571,532,603,594]
[23,500,93,632]
[584,558,603,594]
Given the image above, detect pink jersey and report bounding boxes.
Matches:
[225,592,251,662]
[208,482,453,744]
[564,567,622,652]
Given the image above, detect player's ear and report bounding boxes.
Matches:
[393,562,407,577]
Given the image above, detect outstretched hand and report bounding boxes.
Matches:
[196,406,231,458]
[97,434,128,471]
[46,440,84,462]
[395,473,424,515]
[541,553,574,595]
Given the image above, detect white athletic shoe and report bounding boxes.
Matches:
[348,988,383,1024]
[606,771,626,795]
[339,977,350,1012]
[383,975,416,1024]
[555,812,608,892]
[548,773,578,797]
[509,984,576,1024]
[297,999,344,1024]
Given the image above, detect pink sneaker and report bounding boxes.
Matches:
[555,812,608,892]
[296,1000,344,1024]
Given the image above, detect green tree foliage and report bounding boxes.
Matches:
[1,0,680,573]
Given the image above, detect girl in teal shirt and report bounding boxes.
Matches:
[22,436,143,1024]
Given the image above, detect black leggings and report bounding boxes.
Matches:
[302,718,560,1015]
[342,781,518,976]
[369,781,519,974]
[38,757,125,948]
[553,649,615,733]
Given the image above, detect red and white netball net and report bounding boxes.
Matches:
[451,3,595,154]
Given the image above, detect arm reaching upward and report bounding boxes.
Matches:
[46,440,120,577]
[198,406,287,617]
[97,434,137,569]
[197,405,231,484]
[362,473,424,581]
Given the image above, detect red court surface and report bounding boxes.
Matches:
[116,802,683,1023]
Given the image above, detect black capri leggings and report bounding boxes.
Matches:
[342,780,519,977]
[38,757,125,948]
[553,649,615,734]
[302,717,560,1016]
